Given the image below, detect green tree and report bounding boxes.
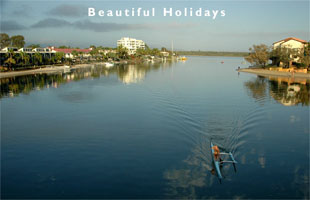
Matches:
[151,48,160,56]
[10,35,25,48]
[145,44,150,50]
[89,49,98,60]
[99,52,105,61]
[116,45,129,59]
[136,48,146,57]
[298,42,310,68]
[245,44,270,68]
[107,52,116,60]
[5,49,16,70]
[55,52,65,63]
[19,51,30,67]
[89,45,96,50]
[271,46,298,68]
[71,50,79,58]
[33,52,42,65]
[0,33,11,48]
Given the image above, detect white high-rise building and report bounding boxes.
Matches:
[117,37,145,55]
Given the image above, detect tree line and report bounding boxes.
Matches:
[245,43,310,68]
[0,33,170,71]
[0,33,25,49]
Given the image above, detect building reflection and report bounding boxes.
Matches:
[244,76,309,106]
[0,61,173,98]
[117,65,146,84]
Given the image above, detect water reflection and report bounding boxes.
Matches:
[0,61,172,98]
[163,139,211,199]
[244,76,310,106]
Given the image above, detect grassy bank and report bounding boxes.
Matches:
[176,51,248,57]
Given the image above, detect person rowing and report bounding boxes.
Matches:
[210,142,238,182]
[212,145,222,163]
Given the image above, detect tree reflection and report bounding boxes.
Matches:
[244,76,310,106]
[0,61,173,98]
[244,76,267,101]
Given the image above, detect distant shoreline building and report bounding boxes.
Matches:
[117,37,145,55]
[48,46,92,58]
[0,47,54,66]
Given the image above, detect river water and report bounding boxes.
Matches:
[1,56,309,199]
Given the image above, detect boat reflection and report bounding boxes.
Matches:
[0,61,172,98]
[244,76,309,106]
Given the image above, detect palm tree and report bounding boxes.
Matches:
[33,52,42,66]
[55,52,65,64]
[116,45,128,60]
[151,48,160,56]
[19,51,30,67]
[71,50,79,58]
[90,49,98,60]
[100,52,105,61]
[5,49,16,70]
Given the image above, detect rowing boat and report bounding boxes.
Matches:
[211,142,238,181]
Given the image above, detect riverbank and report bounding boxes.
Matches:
[0,64,100,79]
[238,68,310,79]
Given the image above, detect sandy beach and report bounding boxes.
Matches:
[0,64,100,79]
[238,68,310,79]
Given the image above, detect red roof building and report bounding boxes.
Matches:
[273,37,307,45]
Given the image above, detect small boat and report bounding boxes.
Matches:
[104,62,114,68]
[211,142,237,182]
[63,65,71,68]
[180,56,187,61]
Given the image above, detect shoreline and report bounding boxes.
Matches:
[238,68,310,79]
[0,63,108,79]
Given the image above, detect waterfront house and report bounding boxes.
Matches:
[117,37,145,55]
[0,47,55,67]
[271,37,308,67]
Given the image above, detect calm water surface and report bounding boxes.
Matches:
[1,57,309,199]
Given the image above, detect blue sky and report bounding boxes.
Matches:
[1,0,309,51]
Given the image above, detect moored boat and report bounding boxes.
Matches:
[104,62,114,68]
[180,56,187,61]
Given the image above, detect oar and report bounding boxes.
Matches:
[220,161,238,163]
